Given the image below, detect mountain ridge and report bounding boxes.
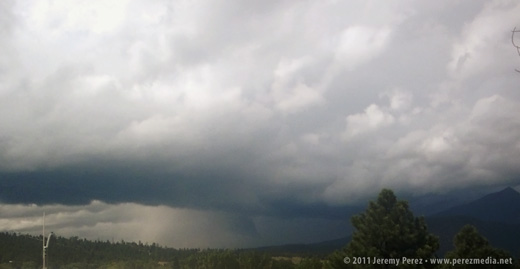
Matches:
[252,187,520,257]
[432,186,520,223]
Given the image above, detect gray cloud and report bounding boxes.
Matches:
[0,202,260,248]
[1,0,520,247]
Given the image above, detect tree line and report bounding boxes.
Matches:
[1,189,519,268]
[0,232,322,269]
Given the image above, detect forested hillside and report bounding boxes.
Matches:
[0,232,321,269]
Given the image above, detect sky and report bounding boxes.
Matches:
[1,0,520,248]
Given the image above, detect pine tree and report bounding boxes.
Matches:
[442,225,515,269]
[328,189,439,268]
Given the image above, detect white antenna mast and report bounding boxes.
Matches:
[42,212,53,269]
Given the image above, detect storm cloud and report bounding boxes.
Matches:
[1,0,520,247]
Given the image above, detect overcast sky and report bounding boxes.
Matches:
[1,0,520,248]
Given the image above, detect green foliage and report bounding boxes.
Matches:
[237,251,272,269]
[270,258,295,269]
[327,189,439,268]
[326,250,348,269]
[296,257,323,269]
[183,249,240,269]
[0,232,316,268]
[442,225,516,269]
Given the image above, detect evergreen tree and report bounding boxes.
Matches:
[296,257,323,269]
[442,225,515,269]
[237,251,271,269]
[327,189,439,268]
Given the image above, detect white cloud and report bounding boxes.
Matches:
[388,90,413,111]
[380,93,520,192]
[334,25,392,69]
[271,57,325,114]
[343,104,395,140]
[274,82,325,114]
[448,0,520,78]
[25,0,130,34]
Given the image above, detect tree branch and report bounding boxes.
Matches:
[512,27,520,72]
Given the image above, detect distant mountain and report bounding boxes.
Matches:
[426,216,520,257]
[426,187,520,257]
[251,236,351,257]
[252,187,520,258]
[433,187,520,223]
[407,189,489,216]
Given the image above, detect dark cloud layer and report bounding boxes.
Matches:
[1,0,520,247]
[0,164,361,221]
